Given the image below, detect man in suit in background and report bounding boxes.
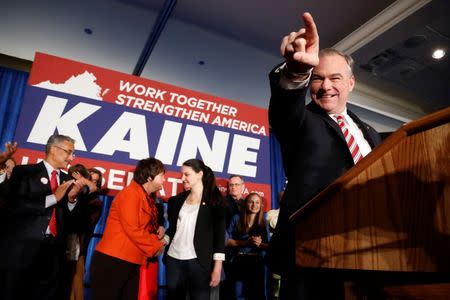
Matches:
[224,175,245,228]
[221,175,246,300]
[0,134,82,300]
[268,12,382,299]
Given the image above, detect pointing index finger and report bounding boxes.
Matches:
[302,12,318,40]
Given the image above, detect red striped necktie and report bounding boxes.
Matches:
[49,170,58,237]
[335,114,362,164]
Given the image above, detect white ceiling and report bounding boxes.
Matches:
[1,0,448,120]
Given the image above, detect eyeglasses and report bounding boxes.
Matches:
[54,145,75,157]
[229,183,242,187]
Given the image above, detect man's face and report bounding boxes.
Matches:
[310,54,355,114]
[228,176,244,199]
[49,140,75,169]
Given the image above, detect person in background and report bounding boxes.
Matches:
[0,141,16,165]
[165,159,226,300]
[221,175,246,299]
[0,135,78,300]
[137,192,167,300]
[0,157,16,184]
[64,164,103,300]
[88,168,103,190]
[268,12,381,299]
[90,158,167,300]
[226,192,269,300]
[265,190,284,300]
[225,175,246,227]
[0,144,17,212]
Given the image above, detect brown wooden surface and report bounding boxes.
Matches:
[383,283,450,300]
[291,107,450,272]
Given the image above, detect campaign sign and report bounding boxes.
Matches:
[14,53,271,207]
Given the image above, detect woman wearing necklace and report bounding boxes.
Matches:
[90,158,167,300]
[165,159,226,300]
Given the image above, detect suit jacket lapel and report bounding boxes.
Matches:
[347,110,378,148]
[308,102,348,145]
[36,161,53,195]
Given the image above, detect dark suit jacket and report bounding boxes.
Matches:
[165,191,226,273]
[267,65,382,272]
[224,194,243,228]
[0,161,71,268]
[65,190,102,255]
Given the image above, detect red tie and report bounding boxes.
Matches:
[49,170,58,237]
[335,114,362,164]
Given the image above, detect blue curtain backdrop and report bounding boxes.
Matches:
[0,65,287,298]
[269,128,286,209]
[0,67,28,148]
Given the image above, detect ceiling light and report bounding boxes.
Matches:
[432,48,446,60]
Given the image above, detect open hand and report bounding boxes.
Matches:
[209,270,221,287]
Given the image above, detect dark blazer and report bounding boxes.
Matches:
[267,65,382,272]
[65,190,103,255]
[165,191,226,273]
[0,161,71,267]
[224,194,243,228]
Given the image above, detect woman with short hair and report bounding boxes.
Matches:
[90,158,167,300]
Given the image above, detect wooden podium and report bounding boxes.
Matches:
[290,107,450,299]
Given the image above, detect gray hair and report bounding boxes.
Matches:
[45,134,75,155]
[229,174,244,183]
[319,48,354,74]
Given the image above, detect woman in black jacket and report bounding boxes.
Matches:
[165,159,226,300]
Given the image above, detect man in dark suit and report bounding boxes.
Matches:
[0,134,80,300]
[224,175,245,228]
[268,12,382,299]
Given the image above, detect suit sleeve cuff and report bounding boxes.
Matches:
[213,253,225,261]
[67,200,77,211]
[45,194,57,208]
[0,172,6,184]
[278,63,312,90]
[163,234,170,245]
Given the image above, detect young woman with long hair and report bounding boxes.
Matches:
[226,192,269,300]
[165,158,226,300]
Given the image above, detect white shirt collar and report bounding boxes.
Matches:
[42,160,59,178]
[329,107,348,122]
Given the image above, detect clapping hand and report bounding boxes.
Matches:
[55,180,76,202]
[0,142,17,164]
[249,235,262,248]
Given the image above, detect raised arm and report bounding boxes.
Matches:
[281,12,319,75]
